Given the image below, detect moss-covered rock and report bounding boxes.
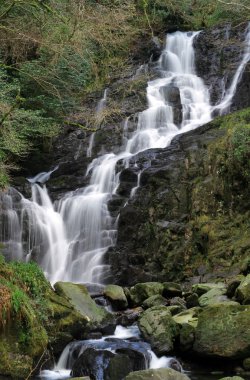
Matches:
[173,307,202,328]
[54,282,115,333]
[142,294,167,309]
[226,276,245,298]
[192,283,225,296]
[243,357,250,370]
[138,305,179,354]
[124,368,191,380]
[103,284,128,310]
[198,287,230,307]
[235,275,250,305]
[193,303,250,359]
[129,282,164,306]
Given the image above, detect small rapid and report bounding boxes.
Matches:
[40,325,181,380]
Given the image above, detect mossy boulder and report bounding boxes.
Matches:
[129,282,164,306]
[173,307,202,328]
[54,282,115,333]
[192,283,225,296]
[124,368,191,380]
[142,294,167,309]
[198,287,229,307]
[103,284,128,310]
[138,305,179,354]
[235,275,250,304]
[193,303,250,359]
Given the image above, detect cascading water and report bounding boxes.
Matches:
[1,29,250,284]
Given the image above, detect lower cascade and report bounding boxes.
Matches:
[41,325,181,380]
[0,27,250,284]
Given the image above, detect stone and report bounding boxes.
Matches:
[179,323,196,352]
[235,275,250,304]
[192,283,226,296]
[129,282,164,306]
[173,307,202,328]
[170,297,186,311]
[103,284,128,310]
[198,287,229,307]
[193,303,250,359]
[186,293,199,308]
[142,294,168,309]
[138,306,179,354]
[54,282,115,333]
[124,368,191,380]
[226,276,245,298]
[163,282,182,298]
[71,346,149,380]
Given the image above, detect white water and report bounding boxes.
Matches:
[41,324,176,379]
[1,28,250,284]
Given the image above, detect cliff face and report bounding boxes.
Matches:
[11,23,250,286]
[109,110,250,285]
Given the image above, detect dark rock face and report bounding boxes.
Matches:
[194,23,250,110]
[108,110,250,285]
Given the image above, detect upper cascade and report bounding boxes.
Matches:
[0,28,249,284]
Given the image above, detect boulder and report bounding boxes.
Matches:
[129,282,164,306]
[163,282,182,298]
[226,275,245,298]
[198,287,230,307]
[142,294,168,309]
[170,297,186,311]
[138,306,179,354]
[71,346,149,380]
[173,307,202,328]
[193,303,250,359]
[103,284,128,310]
[192,283,226,296]
[54,282,115,333]
[235,275,250,304]
[186,293,199,308]
[179,323,196,352]
[124,368,191,380]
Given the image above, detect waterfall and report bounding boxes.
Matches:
[1,28,250,284]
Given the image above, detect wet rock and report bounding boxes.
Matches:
[71,345,150,380]
[138,305,179,354]
[193,303,250,359]
[159,85,182,126]
[179,323,196,352]
[54,282,115,334]
[116,307,143,326]
[235,274,250,304]
[124,368,191,380]
[194,23,250,110]
[103,284,128,310]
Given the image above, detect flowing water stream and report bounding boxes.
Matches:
[0,28,250,284]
